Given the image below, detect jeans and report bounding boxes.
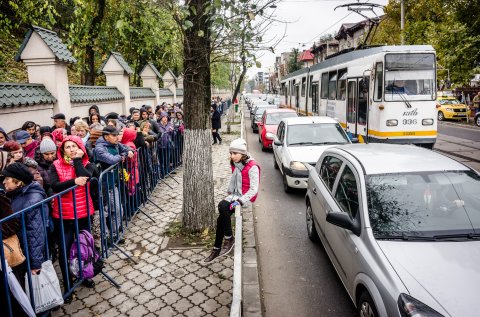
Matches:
[53,217,90,291]
[214,200,234,248]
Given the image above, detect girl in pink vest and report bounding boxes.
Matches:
[204,138,260,263]
[49,136,98,293]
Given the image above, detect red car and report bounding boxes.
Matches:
[258,108,298,151]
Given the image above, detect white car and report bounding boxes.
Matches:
[272,116,351,192]
[305,143,480,317]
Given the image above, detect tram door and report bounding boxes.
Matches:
[295,85,300,112]
[346,78,369,139]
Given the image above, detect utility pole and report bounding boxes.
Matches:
[400,0,405,45]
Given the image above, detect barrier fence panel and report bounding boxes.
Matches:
[1,128,184,315]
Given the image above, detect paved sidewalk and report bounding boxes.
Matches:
[52,117,242,316]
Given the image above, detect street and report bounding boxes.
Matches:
[244,111,356,317]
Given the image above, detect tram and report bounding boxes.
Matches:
[280,45,437,148]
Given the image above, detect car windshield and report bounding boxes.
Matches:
[384,53,436,101]
[265,112,297,125]
[287,123,350,145]
[367,171,480,238]
[439,99,460,105]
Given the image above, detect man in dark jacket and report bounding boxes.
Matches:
[211,104,222,145]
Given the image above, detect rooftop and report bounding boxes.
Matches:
[0,83,56,107]
[15,25,77,64]
[69,85,124,103]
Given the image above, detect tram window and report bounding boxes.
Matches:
[347,81,356,124]
[337,69,347,100]
[358,79,368,125]
[301,77,306,97]
[374,62,383,101]
[328,71,337,100]
[309,75,313,97]
[321,73,329,99]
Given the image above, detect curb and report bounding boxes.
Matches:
[438,120,479,131]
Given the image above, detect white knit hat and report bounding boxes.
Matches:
[39,138,57,153]
[229,138,247,155]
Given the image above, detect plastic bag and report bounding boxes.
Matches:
[25,260,64,313]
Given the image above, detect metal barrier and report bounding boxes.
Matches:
[0,128,184,316]
[230,101,245,317]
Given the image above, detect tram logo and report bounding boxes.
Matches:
[402,108,418,117]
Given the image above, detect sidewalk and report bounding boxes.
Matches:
[52,115,243,317]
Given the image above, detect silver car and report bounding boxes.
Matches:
[305,143,480,317]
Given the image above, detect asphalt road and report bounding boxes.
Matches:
[437,122,480,142]
[244,112,356,317]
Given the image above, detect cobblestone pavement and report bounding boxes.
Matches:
[52,118,242,317]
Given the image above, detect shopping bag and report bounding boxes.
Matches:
[25,260,64,313]
[1,260,36,317]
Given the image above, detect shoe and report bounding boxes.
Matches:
[82,279,95,288]
[219,140,222,145]
[219,237,235,256]
[212,142,217,145]
[204,248,221,263]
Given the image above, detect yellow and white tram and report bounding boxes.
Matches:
[280,45,437,148]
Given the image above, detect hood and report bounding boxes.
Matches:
[287,145,337,165]
[378,241,480,316]
[57,135,90,165]
[0,127,9,141]
[121,128,137,149]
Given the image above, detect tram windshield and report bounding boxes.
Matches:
[384,53,436,101]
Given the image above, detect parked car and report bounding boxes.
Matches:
[475,111,480,127]
[251,105,277,132]
[305,143,480,317]
[436,95,470,121]
[272,116,351,192]
[250,101,270,117]
[258,109,298,151]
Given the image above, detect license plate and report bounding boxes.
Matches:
[456,114,466,116]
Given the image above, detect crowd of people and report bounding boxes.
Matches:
[0,102,186,315]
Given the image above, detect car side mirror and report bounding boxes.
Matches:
[326,212,361,236]
[274,139,283,146]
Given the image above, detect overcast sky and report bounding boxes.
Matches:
[247,0,389,77]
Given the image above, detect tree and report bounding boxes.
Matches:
[288,48,301,73]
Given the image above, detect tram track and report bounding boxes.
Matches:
[434,147,480,164]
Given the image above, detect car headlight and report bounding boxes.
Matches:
[422,118,434,125]
[266,132,275,140]
[290,161,307,171]
[398,294,443,317]
[386,119,398,126]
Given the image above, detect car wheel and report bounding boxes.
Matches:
[306,203,319,243]
[282,171,292,193]
[357,291,378,317]
[476,115,480,127]
[273,154,279,169]
[437,111,444,121]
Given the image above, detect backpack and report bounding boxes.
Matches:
[69,230,104,279]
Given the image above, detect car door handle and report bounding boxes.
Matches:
[313,187,317,195]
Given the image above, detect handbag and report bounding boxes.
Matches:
[3,234,26,267]
[25,260,64,313]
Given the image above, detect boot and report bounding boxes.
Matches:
[204,248,221,263]
[219,237,235,256]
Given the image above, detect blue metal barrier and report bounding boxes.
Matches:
[0,128,184,316]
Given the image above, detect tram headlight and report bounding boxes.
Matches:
[386,119,398,126]
[422,118,434,126]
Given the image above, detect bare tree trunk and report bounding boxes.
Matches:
[182,0,215,232]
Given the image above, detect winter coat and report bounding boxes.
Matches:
[0,194,20,238]
[121,128,140,192]
[49,136,96,220]
[23,140,39,159]
[34,148,54,195]
[158,122,174,148]
[94,137,131,167]
[211,110,221,130]
[228,158,260,206]
[7,182,47,270]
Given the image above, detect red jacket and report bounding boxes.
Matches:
[52,136,94,220]
[121,128,140,194]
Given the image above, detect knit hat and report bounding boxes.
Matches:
[39,138,57,154]
[0,162,34,185]
[229,138,247,155]
[2,141,22,152]
[160,111,168,119]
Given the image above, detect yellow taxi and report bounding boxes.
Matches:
[436,95,470,121]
